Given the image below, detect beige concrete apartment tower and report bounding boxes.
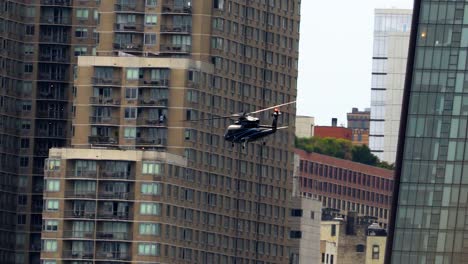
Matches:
[40,0,300,263]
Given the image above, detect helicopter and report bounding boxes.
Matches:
[191,101,295,148]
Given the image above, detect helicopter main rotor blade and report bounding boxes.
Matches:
[248,101,296,115]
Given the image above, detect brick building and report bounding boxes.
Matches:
[347,108,370,146]
[314,118,352,141]
[295,149,394,226]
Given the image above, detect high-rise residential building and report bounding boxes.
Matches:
[0,1,99,263]
[369,9,411,164]
[38,1,301,263]
[295,149,394,227]
[295,115,315,138]
[387,2,468,264]
[347,107,370,146]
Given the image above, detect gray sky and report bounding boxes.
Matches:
[297,0,414,126]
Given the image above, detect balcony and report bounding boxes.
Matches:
[114,2,144,12]
[136,117,167,127]
[39,54,69,63]
[160,24,191,34]
[89,116,119,126]
[64,210,96,219]
[90,96,121,106]
[139,79,169,87]
[100,170,133,180]
[98,192,133,200]
[96,251,130,261]
[63,230,94,239]
[113,42,143,51]
[65,191,96,199]
[37,130,66,138]
[96,231,131,240]
[66,170,97,179]
[138,98,168,107]
[160,44,191,54]
[63,251,94,259]
[37,91,67,101]
[114,23,144,32]
[162,1,192,14]
[97,212,130,220]
[136,138,167,146]
[92,77,121,86]
[89,136,118,145]
[39,35,70,44]
[41,0,72,6]
[40,16,71,25]
[37,111,66,119]
[38,72,69,82]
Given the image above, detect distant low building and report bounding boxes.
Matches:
[314,118,352,141]
[295,149,394,227]
[347,108,370,146]
[320,211,387,264]
[295,115,315,138]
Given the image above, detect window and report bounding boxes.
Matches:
[43,220,58,231]
[24,45,34,55]
[138,243,159,256]
[331,224,336,236]
[74,47,87,56]
[126,68,139,80]
[19,157,29,167]
[311,211,315,219]
[124,107,137,119]
[145,14,158,25]
[125,87,138,99]
[146,0,157,6]
[45,180,60,192]
[140,203,161,215]
[141,183,161,195]
[45,200,59,211]
[139,223,160,235]
[124,127,136,139]
[289,230,302,239]
[213,0,224,10]
[356,244,365,252]
[20,139,29,149]
[76,9,89,19]
[45,159,61,171]
[290,209,303,217]
[372,245,379,259]
[25,6,35,17]
[24,64,33,73]
[144,34,157,45]
[75,28,88,38]
[43,261,56,264]
[42,240,57,252]
[25,25,34,35]
[142,161,162,175]
[17,214,26,225]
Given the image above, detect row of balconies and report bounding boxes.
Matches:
[89,135,167,147]
[92,77,170,87]
[62,230,132,240]
[115,0,191,14]
[89,96,168,106]
[113,23,191,34]
[113,42,191,54]
[65,169,134,180]
[89,116,167,126]
[63,250,130,261]
[63,210,132,220]
[64,191,134,200]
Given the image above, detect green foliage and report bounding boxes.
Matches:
[295,136,395,170]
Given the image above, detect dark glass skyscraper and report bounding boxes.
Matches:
[387,1,468,263]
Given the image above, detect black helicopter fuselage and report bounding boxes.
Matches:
[224,114,278,144]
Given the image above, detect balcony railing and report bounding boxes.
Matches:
[41,0,72,6]
[160,44,191,53]
[114,23,144,32]
[89,136,118,145]
[37,130,66,138]
[97,212,130,220]
[66,170,97,179]
[37,91,67,101]
[90,96,121,105]
[137,118,167,126]
[89,116,120,126]
[136,138,167,146]
[96,231,131,240]
[40,16,71,25]
[98,192,132,200]
[37,111,66,119]
[64,210,96,219]
[114,2,144,12]
[39,54,69,63]
[139,79,169,87]
[160,24,191,34]
[138,98,168,107]
[100,171,133,180]
[162,1,192,14]
[63,230,94,239]
[63,251,94,259]
[92,77,121,86]
[113,42,143,51]
[65,191,96,199]
[39,35,70,44]
[96,251,130,261]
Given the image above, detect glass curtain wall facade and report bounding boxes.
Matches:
[369,9,411,163]
[388,1,468,263]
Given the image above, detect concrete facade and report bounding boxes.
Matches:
[295,115,315,138]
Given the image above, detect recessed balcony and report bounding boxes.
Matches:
[89,96,121,106]
[160,24,191,34]
[63,251,94,259]
[113,42,143,52]
[89,136,118,146]
[92,77,121,86]
[162,0,192,14]
[96,231,131,241]
[89,116,120,126]
[160,44,191,54]
[41,0,72,6]
[114,23,144,32]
